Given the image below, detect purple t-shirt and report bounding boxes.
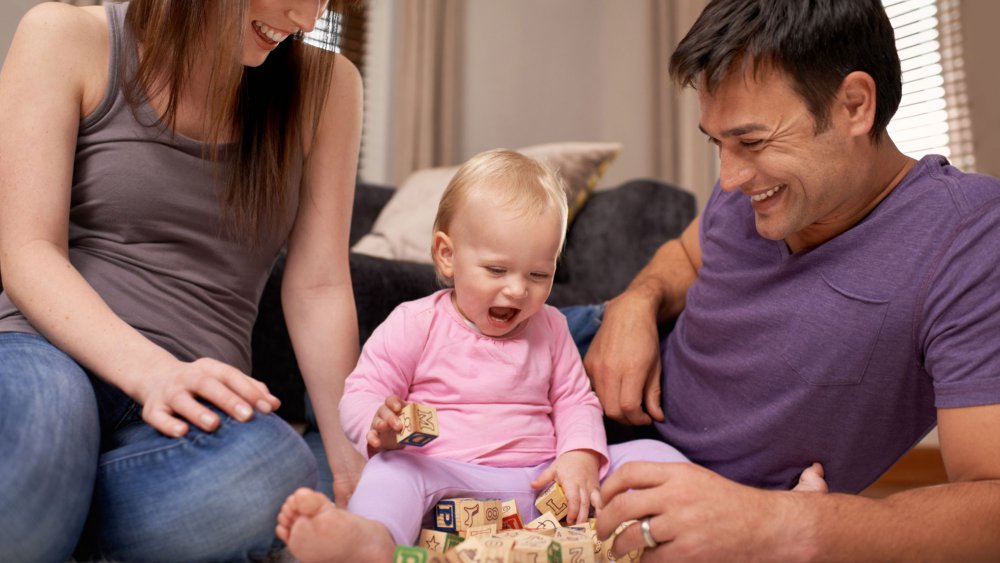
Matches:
[657,155,1000,493]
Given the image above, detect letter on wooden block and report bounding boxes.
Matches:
[418,529,462,553]
[501,499,524,530]
[534,482,568,521]
[397,403,440,447]
[435,499,458,532]
[525,511,562,534]
[394,545,432,563]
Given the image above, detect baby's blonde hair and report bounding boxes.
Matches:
[432,148,568,287]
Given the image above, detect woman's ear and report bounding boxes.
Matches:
[432,231,455,279]
[836,70,877,139]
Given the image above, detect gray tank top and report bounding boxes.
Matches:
[0,3,300,374]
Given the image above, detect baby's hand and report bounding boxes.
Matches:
[366,395,406,456]
[792,462,828,493]
[531,449,602,525]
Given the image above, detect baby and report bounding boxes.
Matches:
[276,149,826,561]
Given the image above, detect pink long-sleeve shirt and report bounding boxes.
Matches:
[340,289,609,475]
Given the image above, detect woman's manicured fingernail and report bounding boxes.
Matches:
[257,400,272,413]
[200,413,216,426]
[236,404,252,420]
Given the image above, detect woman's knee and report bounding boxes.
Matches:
[91,413,316,561]
[0,333,100,562]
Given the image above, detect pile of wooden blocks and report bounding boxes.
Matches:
[392,482,644,562]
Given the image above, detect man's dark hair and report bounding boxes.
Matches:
[669,0,902,142]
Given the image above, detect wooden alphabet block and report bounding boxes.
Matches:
[417,529,463,553]
[525,511,562,535]
[553,538,595,562]
[558,525,601,562]
[463,524,497,540]
[394,545,445,563]
[435,499,459,532]
[534,482,568,521]
[435,498,503,533]
[501,499,524,530]
[597,520,643,562]
[510,532,555,562]
[444,537,486,562]
[480,535,515,553]
[397,402,440,447]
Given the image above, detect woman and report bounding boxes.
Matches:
[0,1,364,560]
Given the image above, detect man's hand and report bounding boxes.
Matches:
[596,461,811,561]
[531,450,603,525]
[584,293,665,425]
[366,394,406,455]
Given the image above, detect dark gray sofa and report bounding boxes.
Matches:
[251,179,697,423]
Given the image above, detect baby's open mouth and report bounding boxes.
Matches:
[489,307,519,324]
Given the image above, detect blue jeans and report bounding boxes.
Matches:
[560,303,607,359]
[0,333,317,563]
[561,303,666,444]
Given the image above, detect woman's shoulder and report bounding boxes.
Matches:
[9,4,110,115]
[16,3,108,43]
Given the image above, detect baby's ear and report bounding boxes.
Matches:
[431,231,455,278]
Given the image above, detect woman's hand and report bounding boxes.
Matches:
[135,357,280,437]
[366,394,406,455]
[531,449,603,525]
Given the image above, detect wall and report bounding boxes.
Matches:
[359,0,661,189]
[459,1,656,190]
[0,1,42,65]
[961,0,1000,177]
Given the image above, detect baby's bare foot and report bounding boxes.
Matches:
[277,487,328,543]
[277,488,395,562]
[793,462,828,493]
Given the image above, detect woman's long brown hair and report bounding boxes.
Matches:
[121,0,342,246]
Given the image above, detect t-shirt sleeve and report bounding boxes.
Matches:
[920,199,1000,408]
[698,180,724,250]
[340,304,425,456]
[546,308,610,477]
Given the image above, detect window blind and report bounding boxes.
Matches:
[303,3,369,76]
[882,0,976,170]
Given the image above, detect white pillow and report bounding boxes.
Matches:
[352,142,622,264]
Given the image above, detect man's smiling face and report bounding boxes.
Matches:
[699,64,873,252]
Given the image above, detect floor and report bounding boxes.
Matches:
[860,445,949,498]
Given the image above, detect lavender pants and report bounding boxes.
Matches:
[346,439,688,544]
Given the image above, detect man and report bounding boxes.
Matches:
[585,0,1000,559]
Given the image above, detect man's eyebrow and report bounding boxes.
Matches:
[698,123,770,138]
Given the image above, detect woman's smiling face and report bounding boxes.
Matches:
[241,0,330,66]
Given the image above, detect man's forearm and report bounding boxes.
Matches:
[796,480,1000,561]
[623,234,699,322]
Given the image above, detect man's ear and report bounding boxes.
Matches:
[837,70,877,138]
[432,231,455,279]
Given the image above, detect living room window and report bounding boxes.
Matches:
[883,0,977,170]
